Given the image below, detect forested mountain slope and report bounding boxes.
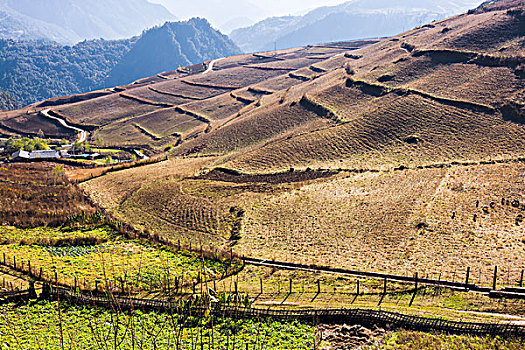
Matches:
[0,19,240,106]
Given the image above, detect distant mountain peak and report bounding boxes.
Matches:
[105,18,240,86]
[231,0,485,53]
[0,0,176,43]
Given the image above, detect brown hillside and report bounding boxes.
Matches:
[2,0,524,292]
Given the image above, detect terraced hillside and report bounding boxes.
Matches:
[2,0,525,287]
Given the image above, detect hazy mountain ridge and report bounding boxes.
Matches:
[231,0,484,52]
[106,19,240,86]
[0,0,176,43]
[0,19,240,106]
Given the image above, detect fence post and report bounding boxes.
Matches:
[260,278,263,294]
[465,267,470,289]
[356,280,360,295]
[492,266,498,290]
[409,272,418,307]
[520,270,524,288]
[317,280,321,294]
[3,252,5,265]
[289,278,293,294]
[13,256,16,269]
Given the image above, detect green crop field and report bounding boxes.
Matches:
[0,301,314,350]
[0,235,234,291]
[0,226,113,246]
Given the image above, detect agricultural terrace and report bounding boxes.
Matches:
[0,164,238,293]
[238,163,525,285]
[0,163,97,227]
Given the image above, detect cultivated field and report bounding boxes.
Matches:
[0,163,96,227]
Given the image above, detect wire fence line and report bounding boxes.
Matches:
[243,257,525,299]
[2,283,525,339]
[42,285,525,339]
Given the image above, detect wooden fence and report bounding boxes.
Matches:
[0,288,34,304]
[243,257,525,299]
[48,285,525,339]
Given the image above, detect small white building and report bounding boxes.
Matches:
[11,149,60,160]
[30,150,60,159]
[11,150,31,159]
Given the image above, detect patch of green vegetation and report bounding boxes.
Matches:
[0,239,233,291]
[366,330,524,349]
[0,301,314,349]
[4,137,49,154]
[0,226,113,246]
[90,148,123,153]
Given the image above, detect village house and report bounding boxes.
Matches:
[11,149,60,160]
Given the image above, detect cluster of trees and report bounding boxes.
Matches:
[0,91,20,111]
[4,137,49,154]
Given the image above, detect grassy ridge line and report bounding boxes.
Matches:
[299,94,345,124]
[247,86,275,95]
[244,65,296,71]
[288,72,312,82]
[230,91,257,104]
[119,92,174,108]
[412,49,525,68]
[345,77,496,114]
[74,155,169,183]
[222,152,525,176]
[37,90,113,108]
[148,86,203,101]
[132,123,163,141]
[174,106,212,125]
[310,65,328,73]
[252,53,286,61]
[180,79,241,90]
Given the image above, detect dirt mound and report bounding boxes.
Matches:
[318,324,385,350]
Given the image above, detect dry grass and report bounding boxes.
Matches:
[0,163,96,227]
[174,103,331,157]
[123,86,196,106]
[117,177,268,247]
[226,93,525,173]
[132,108,207,139]
[149,79,232,99]
[365,57,524,106]
[80,157,215,211]
[183,94,251,122]
[0,113,75,138]
[235,163,525,284]
[57,94,160,125]
[187,66,292,88]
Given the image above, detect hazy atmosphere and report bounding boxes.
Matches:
[150,0,352,30]
[151,0,485,33]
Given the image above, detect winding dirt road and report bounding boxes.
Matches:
[203,57,224,74]
[40,108,88,143]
